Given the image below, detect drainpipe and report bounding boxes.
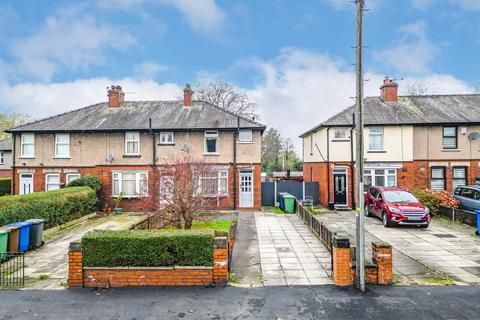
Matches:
[12,133,16,195]
[351,113,356,209]
[327,127,331,208]
[149,118,156,167]
[232,116,239,210]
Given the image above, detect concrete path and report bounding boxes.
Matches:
[19,213,145,290]
[255,212,332,286]
[230,213,262,287]
[315,210,480,285]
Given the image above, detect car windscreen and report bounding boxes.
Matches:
[383,191,419,203]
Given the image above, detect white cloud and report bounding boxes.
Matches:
[9,5,135,82]
[133,61,169,79]
[449,0,480,10]
[0,78,181,119]
[374,20,440,74]
[245,48,472,153]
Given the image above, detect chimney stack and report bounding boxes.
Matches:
[380,79,398,103]
[183,84,193,107]
[108,85,125,108]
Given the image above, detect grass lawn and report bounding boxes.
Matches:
[163,220,234,233]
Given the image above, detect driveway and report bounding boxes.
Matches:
[18,213,145,290]
[315,210,480,285]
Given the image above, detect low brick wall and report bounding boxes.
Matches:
[68,236,229,288]
[438,206,478,228]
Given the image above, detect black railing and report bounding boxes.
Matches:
[0,253,25,287]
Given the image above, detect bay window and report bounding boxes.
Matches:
[21,133,35,158]
[45,173,60,191]
[112,171,148,197]
[125,132,140,155]
[364,169,396,188]
[199,170,228,196]
[55,133,70,158]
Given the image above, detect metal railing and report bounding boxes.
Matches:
[0,253,25,287]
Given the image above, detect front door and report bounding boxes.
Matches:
[333,172,347,205]
[19,173,34,195]
[239,171,253,208]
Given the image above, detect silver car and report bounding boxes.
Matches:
[453,186,480,212]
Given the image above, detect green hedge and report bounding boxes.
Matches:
[0,178,11,196]
[0,187,97,228]
[82,230,214,267]
[66,175,101,193]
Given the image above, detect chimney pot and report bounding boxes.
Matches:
[183,84,193,107]
[108,85,125,108]
[380,79,398,103]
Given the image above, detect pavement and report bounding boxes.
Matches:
[0,285,479,319]
[13,212,145,290]
[314,210,480,285]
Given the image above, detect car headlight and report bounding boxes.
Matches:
[388,207,401,213]
[424,207,430,214]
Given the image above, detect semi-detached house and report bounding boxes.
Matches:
[301,79,480,209]
[6,85,265,211]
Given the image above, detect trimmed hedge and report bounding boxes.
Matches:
[0,178,11,196]
[0,187,97,228]
[82,230,214,267]
[66,175,101,193]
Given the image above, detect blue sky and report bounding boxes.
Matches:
[0,0,479,146]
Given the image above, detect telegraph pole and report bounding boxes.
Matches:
[355,0,366,293]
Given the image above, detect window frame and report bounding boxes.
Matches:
[199,170,229,197]
[204,130,219,154]
[333,128,349,141]
[238,129,253,143]
[364,169,396,188]
[431,167,446,190]
[452,167,467,190]
[54,133,70,158]
[0,151,4,165]
[21,133,35,158]
[368,127,384,151]
[442,126,457,149]
[159,132,175,145]
[112,171,148,198]
[45,173,61,191]
[124,132,140,155]
[65,173,81,185]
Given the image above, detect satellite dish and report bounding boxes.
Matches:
[468,132,480,140]
[106,154,114,162]
[182,143,189,152]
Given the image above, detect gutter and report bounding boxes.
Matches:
[327,127,331,208]
[12,134,16,195]
[351,113,356,210]
[232,116,239,210]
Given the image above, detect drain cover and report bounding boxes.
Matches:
[277,247,292,253]
[432,234,457,238]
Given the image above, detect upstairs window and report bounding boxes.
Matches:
[21,133,35,158]
[160,132,174,144]
[333,128,349,140]
[45,173,60,191]
[125,132,140,155]
[0,151,3,165]
[239,130,253,142]
[55,134,70,158]
[112,171,148,197]
[204,131,219,154]
[442,127,457,149]
[431,167,445,190]
[368,127,384,151]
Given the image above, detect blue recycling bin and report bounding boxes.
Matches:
[278,192,287,211]
[6,221,32,252]
[475,210,480,236]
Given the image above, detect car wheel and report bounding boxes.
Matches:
[364,204,371,217]
[382,212,391,228]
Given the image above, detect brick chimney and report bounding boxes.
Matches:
[183,84,193,107]
[107,85,125,108]
[380,79,398,102]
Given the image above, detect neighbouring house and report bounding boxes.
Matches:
[301,79,480,209]
[0,138,13,178]
[6,85,265,211]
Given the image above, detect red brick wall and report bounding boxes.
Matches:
[332,246,352,286]
[0,169,11,178]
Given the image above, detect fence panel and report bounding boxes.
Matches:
[261,181,319,206]
[0,253,25,287]
[261,182,275,206]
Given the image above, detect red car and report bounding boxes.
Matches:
[364,186,430,228]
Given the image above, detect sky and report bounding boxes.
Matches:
[0,0,479,152]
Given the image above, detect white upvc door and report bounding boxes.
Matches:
[239,171,253,208]
[19,173,34,195]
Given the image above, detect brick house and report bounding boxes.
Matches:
[6,85,265,211]
[0,138,13,178]
[301,79,480,209]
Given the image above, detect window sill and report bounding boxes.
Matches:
[367,150,386,153]
[203,194,228,198]
[123,154,142,158]
[19,157,35,159]
[53,157,70,159]
[111,195,149,199]
[441,149,461,152]
[158,143,175,146]
[332,139,350,142]
[203,153,219,156]
[237,141,254,144]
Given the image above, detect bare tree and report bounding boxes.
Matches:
[405,81,436,97]
[0,113,30,141]
[157,156,224,229]
[195,81,258,119]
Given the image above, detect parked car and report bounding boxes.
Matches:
[453,186,480,212]
[364,186,430,228]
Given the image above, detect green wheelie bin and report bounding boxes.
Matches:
[0,229,9,261]
[0,225,20,253]
[283,194,296,214]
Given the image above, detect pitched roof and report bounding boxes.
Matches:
[300,94,480,137]
[7,101,265,133]
[0,139,12,151]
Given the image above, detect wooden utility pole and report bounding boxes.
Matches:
[355,0,366,293]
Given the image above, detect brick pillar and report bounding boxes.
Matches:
[332,233,352,286]
[68,242,84,288]
[372,242,393,285]
[213,237,228,286]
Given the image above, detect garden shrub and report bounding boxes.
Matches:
[82,230,214,267]
[412,189,459,216]
[66,175,101,193]
[0,187,97,228]
[0,178,11,196]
